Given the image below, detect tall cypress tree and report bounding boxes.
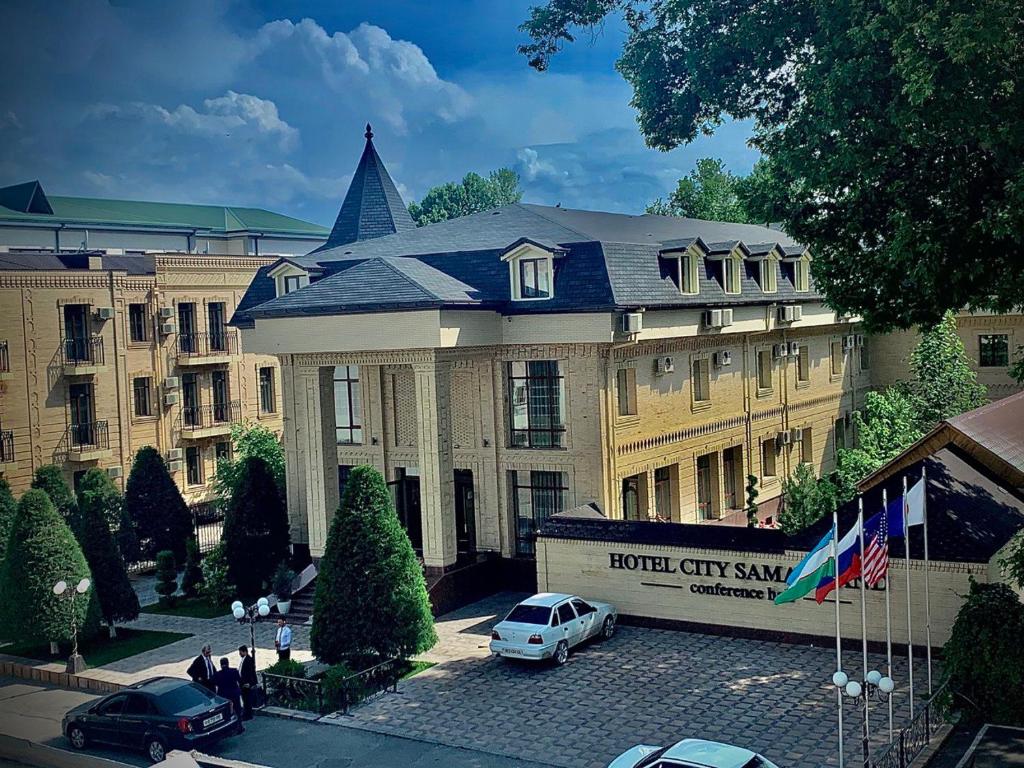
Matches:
[0,478,16,565]
[125,446,192,562]
[311,465,436,663]
[31,464,77,523]
[222,456,290,597]
[0,489,100,646]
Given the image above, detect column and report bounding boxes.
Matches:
[412,360,458,570]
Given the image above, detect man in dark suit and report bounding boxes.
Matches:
[238,645,258,720]
[186,645,216,691]
[213,658,244,732]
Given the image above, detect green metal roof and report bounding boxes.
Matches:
[0,181,329,238]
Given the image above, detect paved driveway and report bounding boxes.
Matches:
[342,595,925,768]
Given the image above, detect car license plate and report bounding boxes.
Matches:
[502,648,526,656]
[203,713,223,728]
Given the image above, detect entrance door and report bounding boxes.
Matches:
[211,370,228,422]
[208,302,226,351]
[723,446,742,510]
[454,469,476,555]
[64,304,89,361]
[182,373,200,427]
[69,382,94,446]
[178,303,196,353]
[696,454,714,520]
[393,468,423,552]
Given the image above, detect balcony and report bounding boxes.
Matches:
[0,340,11,381]
[67,420,111,462]
[0,429,14,472]
[61,335,106,375]
[176,330,239,366]
[179,401,241,439]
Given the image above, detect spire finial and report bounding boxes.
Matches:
[364,123,373,141]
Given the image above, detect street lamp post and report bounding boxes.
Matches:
[232,597,271,663]
[834,669,895,768]
[53,578,91,674]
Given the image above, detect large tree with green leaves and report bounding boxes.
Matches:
[0,478,16,565]
[221,456,290,597]
[124,447,192,562]
[74,468,122,535]
[647,157,769,224]
[311,465,436,663]
[519,0,1024,331]
[0,489,100,646]
[910,311,988,428]
[31,464,77,522]
[779,463,838,534]
[408,168,523,226]
[213,422,285,504]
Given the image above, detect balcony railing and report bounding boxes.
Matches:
[61,335,105,367]
[177,330,238,361]
[181,401,242,431]
[0,429,13,464]
[67,420,109,452]
[0,340,10,374]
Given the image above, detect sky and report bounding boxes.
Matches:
[0,0,759,227]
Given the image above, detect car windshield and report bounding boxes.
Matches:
[155,684,214,714]
[505,604,553,625]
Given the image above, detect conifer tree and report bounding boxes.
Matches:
[77,483,139,637]
[180,538,204,599]
[125,447,192,562]
[911,311,988,428]
[311,465,436,663]
[222,456,290,597]
[31,464,77,522]
[0,478,16,565]
[155,551,178,607]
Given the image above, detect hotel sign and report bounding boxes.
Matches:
[607,551,793,602]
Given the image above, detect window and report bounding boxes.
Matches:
[507,361,565,448]
[654,466,673,521]
[757,349,773,391]
[571,598,595,615]
[123,695,152,716]
[801,427,813,463]
[556,603,577,624]
[283,275,303,294]
[834,416,848,453]
[760,260,777,293]
[215,441,232,463]
[338,465,354,499]
[516,258,552,299]
[505,604,553,625]
[97,695,127,717]
[621,476,641,521]
[185,446,202,486]
[692,358,710,403]
[860,337,871,370]
[723,256,742,294]
[128,304,148,342]
[979,334,1009,367]
[830,340,844,376]
[132,377,152,417]
[208,302,227,352]
[794,258,810,292]
[259,367,276,414]
[761,439,777,478]
[333,365,363,444]
[797,345,810,383]
[696,453,715,520]
[616,368,637,416]
[511,469,567,555]
[678,252,699,295]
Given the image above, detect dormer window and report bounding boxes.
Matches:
[794,258,810,292]
[283,275,303,294]
[759,258,778,293]
[269,261,311,298]
[660,238,706,296]
[678,249,700,295]
[501,238,563,302]
[723,254,742,295]
[518,257,552,299]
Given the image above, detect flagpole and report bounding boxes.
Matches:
[882,489,894,742]
[922,465,933,696]
[858,499,870,768]
[903,475,915,721]
[833,510,844,768]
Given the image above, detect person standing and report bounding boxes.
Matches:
[238,645,257,720]
[213,657,244,732]
[187,645,216,692]
[274,618,292,661]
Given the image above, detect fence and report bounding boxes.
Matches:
[872,682,949,768]
[127,501,224,573]
[260,657,403,716]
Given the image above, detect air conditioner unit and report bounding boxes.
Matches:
[160,322,176,335]
[655,356,674,375]
[164,391,180,406]
[721,308,734,326]
[788,341,801,356]
[776,431,792,446]
[166,448,183,461]
[713,350,732,368]
[791,427,804,442]
[703,309,723,329]
[168,460,184,473]
[164,376,180,390]
[106,466,124,479]
[159,307,175,319]
[773,343,788,359]
[95,307,114,321]
[777,305,797,323]
[621,312,643,334]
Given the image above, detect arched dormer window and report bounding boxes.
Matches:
[500,238,564,301]
[268,261,310,298]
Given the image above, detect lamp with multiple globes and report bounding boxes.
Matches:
[52,577,91,674]
[832,668,897,768]
[233,596,273,661]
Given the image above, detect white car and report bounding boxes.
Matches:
[489,592,617,665]
[608,739,780,768]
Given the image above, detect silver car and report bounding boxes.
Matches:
[608,739,781,768]
[489,592,617,665]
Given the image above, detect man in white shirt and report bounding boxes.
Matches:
[274,618,292,661]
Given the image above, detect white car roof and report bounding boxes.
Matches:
[661,739,757,768]
[520,592,574,608]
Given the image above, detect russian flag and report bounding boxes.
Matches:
[815,517,861,602]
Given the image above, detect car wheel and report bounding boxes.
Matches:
[67,725,87,750]
[146,736,167,764]
[601,615,616,640]
[554,641,569,666]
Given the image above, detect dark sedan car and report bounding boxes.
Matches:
[63,677,242,763]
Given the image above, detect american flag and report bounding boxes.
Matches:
[863,507,889,587]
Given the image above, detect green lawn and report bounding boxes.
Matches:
[141,597,229,620]
[402,660,436,679]
[2,628,191,667]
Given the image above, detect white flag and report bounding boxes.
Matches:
[906,477,925,526]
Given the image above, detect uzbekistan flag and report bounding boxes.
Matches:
[815,517,861,603]
[774,528,835,605]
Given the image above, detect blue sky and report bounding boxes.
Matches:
[0,0,758,226]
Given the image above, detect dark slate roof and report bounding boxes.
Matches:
[320,125,416,250]
[0,250,154,274]
[790,445,1024,563]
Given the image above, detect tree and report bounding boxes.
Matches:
[31,464,77,522]
[200,543,234,608]
[910,312,988,428]
[0,489,100,646]
[408,168,523,226]
[0,478,16,565]
[647,158,755,223]
[519,0,1024,331]
[154,551,178,607]
[942,580,1024,725]
[213,422,285,504]
[744,475,759,528]
[311,465,436,663]
[76,484,139,637]
[125,446,192,562]
[221,456,290,597]
[779,463,838,534]
[180,539,204,599]
[74,468,122,536]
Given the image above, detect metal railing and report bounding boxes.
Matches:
[67,420,109,451]
[261,672,327,714]
[872,682,949,768]
[261,657,404,716]
[181,401,242,430]
[0,429,13,463]
[0,340,9,373]
[177,330,238,359]
[127,501,224,573]
[62,335,104,366]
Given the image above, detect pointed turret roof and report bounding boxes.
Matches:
[322,124,416,250]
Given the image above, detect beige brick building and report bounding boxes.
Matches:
[0,251,285,501]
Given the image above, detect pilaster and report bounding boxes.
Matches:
[412,359,458,569]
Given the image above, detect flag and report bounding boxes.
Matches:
[775,529,835,605]
[863,506,890,587]
[815,517,861,602]
[906,477,925,526]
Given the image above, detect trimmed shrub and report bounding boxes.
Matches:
[321,662,360,712]
[31,464,77,523]
[264,658,306,678]
[311,465,436,663]
[125,447,192,562]
[272,562,296,601]
[0,478,16,565]
[77,488,139,637]
[222,456,290,597]
[200,543,234,608]
[155,551,178,607]
[180,539,204,599]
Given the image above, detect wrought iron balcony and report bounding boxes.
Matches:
[176,330,239,364]
[61,335,106,373]
[67,420,111,461]
[0,340,11,380]
[179,401,241,438]
[0,429,14,468]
